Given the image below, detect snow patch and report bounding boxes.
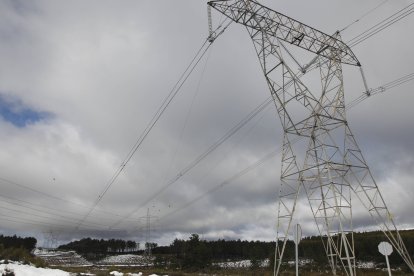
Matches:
[215,259,252,268]
[0,261,70,276]
[110,272,148,276]
[34,249,92,266]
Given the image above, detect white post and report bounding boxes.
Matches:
[385,255,392,276]
[295,236,299,276]
[294,224,302,276]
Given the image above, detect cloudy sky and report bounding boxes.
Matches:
[0,0,413,247]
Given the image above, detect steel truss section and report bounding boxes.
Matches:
[208,0,360,66]
[208,0,414,275]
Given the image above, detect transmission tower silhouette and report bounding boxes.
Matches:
[42,230,59,249]
[208,0,414,275]
[139,208,158,260]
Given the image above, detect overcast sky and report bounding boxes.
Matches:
[0,0,413,247]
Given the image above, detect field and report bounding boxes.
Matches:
[27,249,414,276]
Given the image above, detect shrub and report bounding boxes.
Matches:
[0,245,46,268]
[2,267,15,276]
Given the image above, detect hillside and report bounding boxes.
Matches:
[53,230,414,273]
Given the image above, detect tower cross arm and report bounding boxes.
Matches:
[208,0,361,66]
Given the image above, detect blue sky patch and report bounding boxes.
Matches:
[0,94,50,127]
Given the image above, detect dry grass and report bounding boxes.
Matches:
[53,265,414,276]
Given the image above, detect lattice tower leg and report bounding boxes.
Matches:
[243,28,315,275]
[301,55,356,276]
[344,124,414,271]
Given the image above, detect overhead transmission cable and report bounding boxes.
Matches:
[0,192,129,228]
[303,3,414,73]
[8,3,409,232]
[0,177,132,221]
[0,193,83,217]
[158,146,283,222]
[0,211,115,231]
[150,73,414,228]
[158,45,214,210]
[17,1,406,230]
[347,72,414,109]
[339,0,390,33]
[110,96,273,227]
[113,4,414,225]
[0,213,70,230]
[9,67,414,233]
[0,203,103,229]
[74,19,233,230]
[19,3,406,231]
[0,195,110,229]
[348,3,414,47]
[120,2,414,231]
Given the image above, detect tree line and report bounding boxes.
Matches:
[153,233,274,269]
[152,230,414,270]
[58,229,414,270]
[58,238,138,257]
[0,235,36,251]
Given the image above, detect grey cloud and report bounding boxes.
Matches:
[0,0,412,247]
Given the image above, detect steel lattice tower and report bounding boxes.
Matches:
[208,0,414,275]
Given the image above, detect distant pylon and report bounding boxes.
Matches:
[42,230,59,249]
[139,208,158,259]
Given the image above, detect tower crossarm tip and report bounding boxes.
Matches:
[208,0,360,66]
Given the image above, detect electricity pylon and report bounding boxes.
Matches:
[139,208,157,259]
[208,0,414,275]
[42,230,59,249]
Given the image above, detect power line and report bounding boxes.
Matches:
[0,203,103,229]
[379,72,414,91]
[348,3,414,47]
[109,96,274,227]
[340,0,390,33]
[10,1,404,232]
[155,43,214,219]
[0,196,109,229]
[0,211,115,232]
[111,69,304,227]
[0,213,70,230]
[150,74,414,227]
[302,3,414,73]
[347,72,414,109]
[112,4,413,225]
[0,177,136,222]
[158,147,281,223]
[122,1,413,235]
[2,3,410,234]
[0,193,81,217]
[75,21,232,230]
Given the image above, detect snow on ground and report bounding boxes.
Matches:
[33,248,62,257]
[0,259,167,276]
[34,249,152,267]
[34,249,92,267]
[356,261,375,269]
[110,272,144,276]
[215,259,251,268]
[0,261,71,276]
[110,272,165,276]
[99,254,151,266]
[287,259,313,266]
[215,258,270,268]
